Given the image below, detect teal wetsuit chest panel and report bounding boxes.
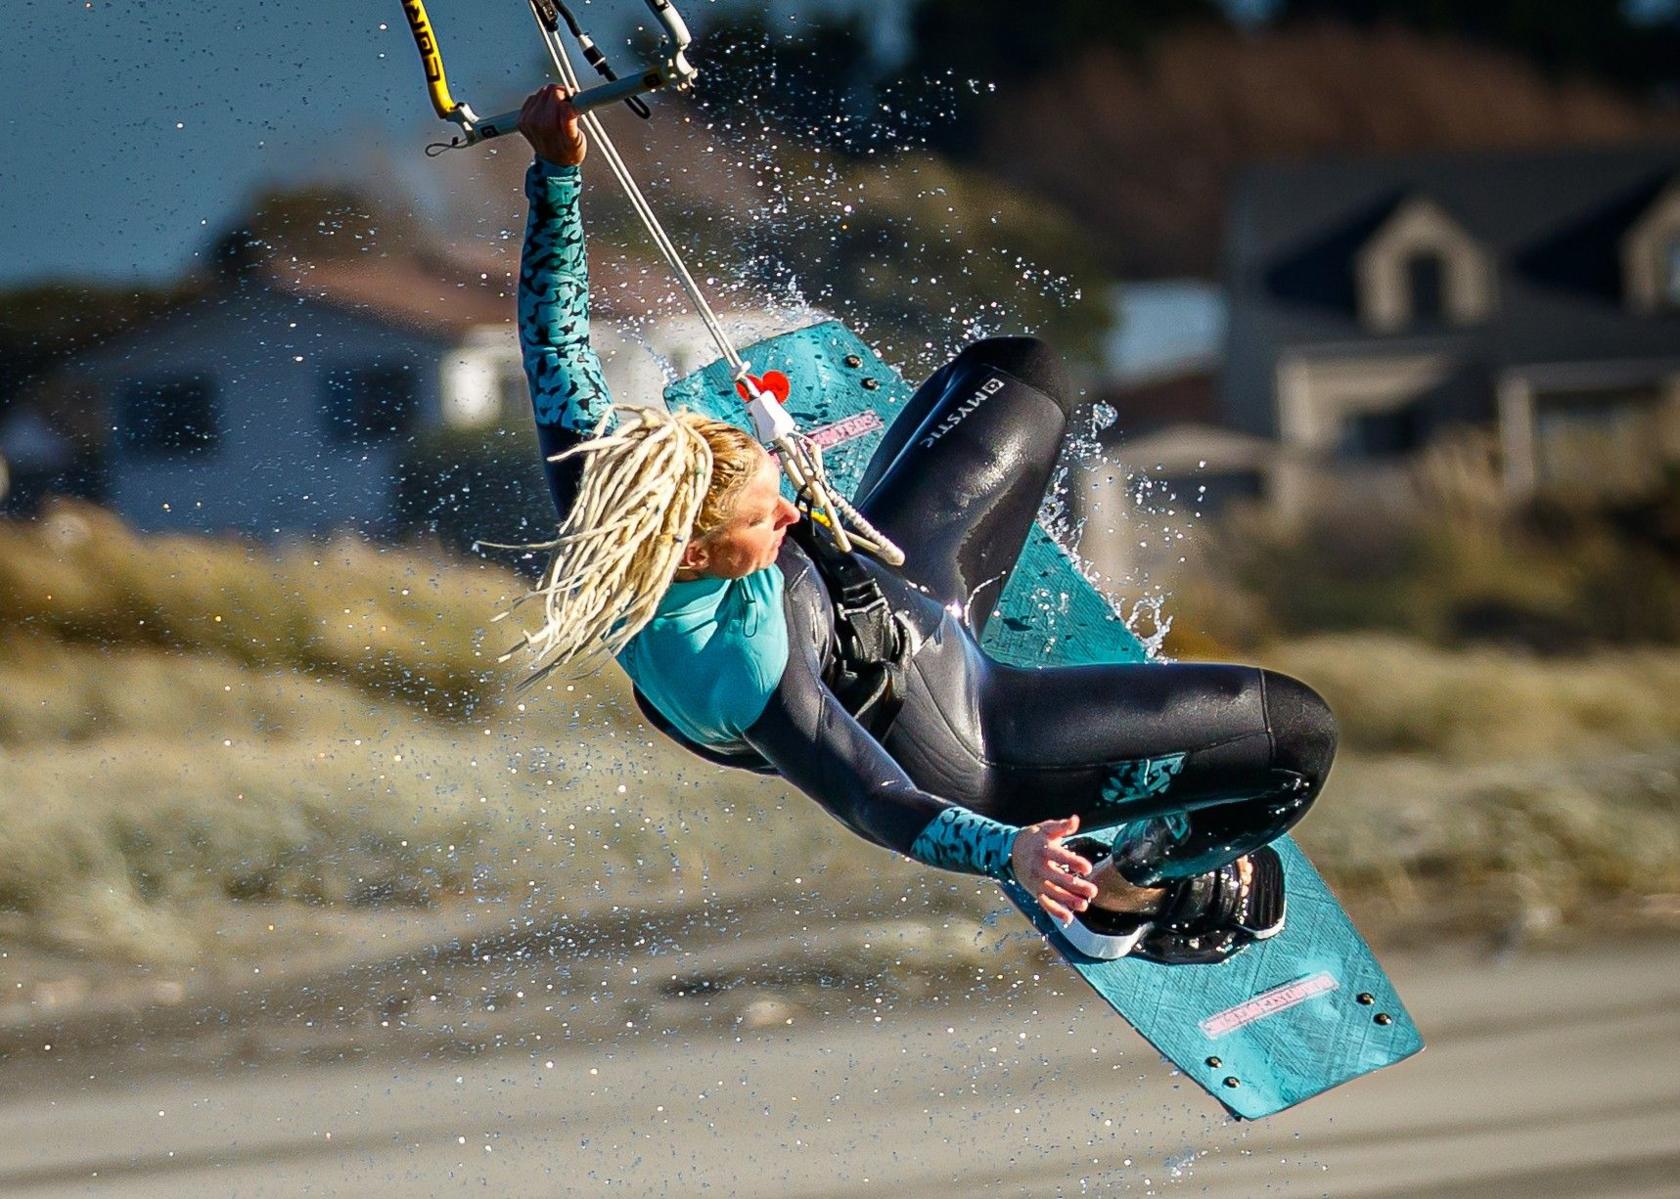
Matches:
[617,568,790,747]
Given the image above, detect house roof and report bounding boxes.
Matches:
[265,254,513,338]
[1236,143,1680,267]
[33,239,711,402]
[1228,141,1680,367]
[262,242,699,338]
[1217,141,1680,440]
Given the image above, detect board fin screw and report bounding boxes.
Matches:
[843,354,863,368]
[1205,1056,1222,1068]
[1356,992,1375,1005]
[861,377,880,390]
[1374,1012,1393,1026]
[1222,1076,1240,1089]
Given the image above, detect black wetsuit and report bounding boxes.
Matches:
[521,159,1334,885]
[708,337,1335,885]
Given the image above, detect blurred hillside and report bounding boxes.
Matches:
[10,4,1680,418]
[436,116,1109,373]
[980,23,1680,277]
[707,2,1680,277]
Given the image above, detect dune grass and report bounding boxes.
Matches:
[2,505,1678,966]
[2,632,1676,965]
[1261,636,1680,939]
[0,640,884,965]
[1161,479,1680,657]
[0,502,515,716]
[1263,634,1680,760]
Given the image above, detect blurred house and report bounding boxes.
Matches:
[1073,142,1680,584]
[6,252,755,537]
[1074,366,1285,586]
[1223,142,1680,515]
[0,405,78,511]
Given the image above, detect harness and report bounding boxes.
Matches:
[631,527,912,772]
[787,521,910,735]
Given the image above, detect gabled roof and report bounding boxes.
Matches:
[1227,142,1680,363]
[37,240,700,392]
[1218,142,1680,438]
[262,242,697,336]
[1235,143,1680,270]
[265,254,512,338]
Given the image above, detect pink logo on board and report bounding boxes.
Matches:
[1199,972,1340,1038]
[805,411,883,449]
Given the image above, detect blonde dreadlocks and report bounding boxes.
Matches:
[496,404,764,685]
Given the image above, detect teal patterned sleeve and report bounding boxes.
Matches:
[520,160,613,432]
[908,808,1019,881]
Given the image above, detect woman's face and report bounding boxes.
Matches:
[687,450,800,579]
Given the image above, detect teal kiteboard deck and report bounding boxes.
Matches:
[667,320,1422,1119]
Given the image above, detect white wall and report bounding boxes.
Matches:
[75,294,833,537]
[77,288,452,536]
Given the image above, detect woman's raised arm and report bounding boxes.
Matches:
[517,85,612,522]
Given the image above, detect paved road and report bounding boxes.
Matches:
[2,939,1677,1197]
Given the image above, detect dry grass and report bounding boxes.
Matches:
[1299,746,1680,941]
[0,643,886,965]
[2,505,1677,966]
[3,632,1676,965]
[1161,483,1680,656]
[1264,635,1680,939]
[1263,634,1680,760]
[0,499,903,966]
[0,501,517,715]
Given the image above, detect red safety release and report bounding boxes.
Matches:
[735,370,791,404]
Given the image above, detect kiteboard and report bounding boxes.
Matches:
[666,320,1422,1118]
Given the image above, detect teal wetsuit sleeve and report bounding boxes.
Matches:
[520,159,613,522]
[908,809,1018,879]
[712,634,789,740]
[520,160,612,431]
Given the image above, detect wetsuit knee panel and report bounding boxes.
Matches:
[1261,671,1337,789]
[957,336,1076,417]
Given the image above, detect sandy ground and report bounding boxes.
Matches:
[0,923,1677,1198]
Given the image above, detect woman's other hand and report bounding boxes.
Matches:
[1010,814,1097,923]
[520,84,587,167]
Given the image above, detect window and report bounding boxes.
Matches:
[496,360,528,423]
[320,364,418,445]
[1154,470,1263,517]
[1340,403,1426,460]
[1534,387,1663,497]
[1405,253,1446,325]
[121,375,219,458]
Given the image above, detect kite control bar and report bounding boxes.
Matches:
[401,0,696,152]
[399,0,904,566]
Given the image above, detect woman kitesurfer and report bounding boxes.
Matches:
[512,85,1335,964]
